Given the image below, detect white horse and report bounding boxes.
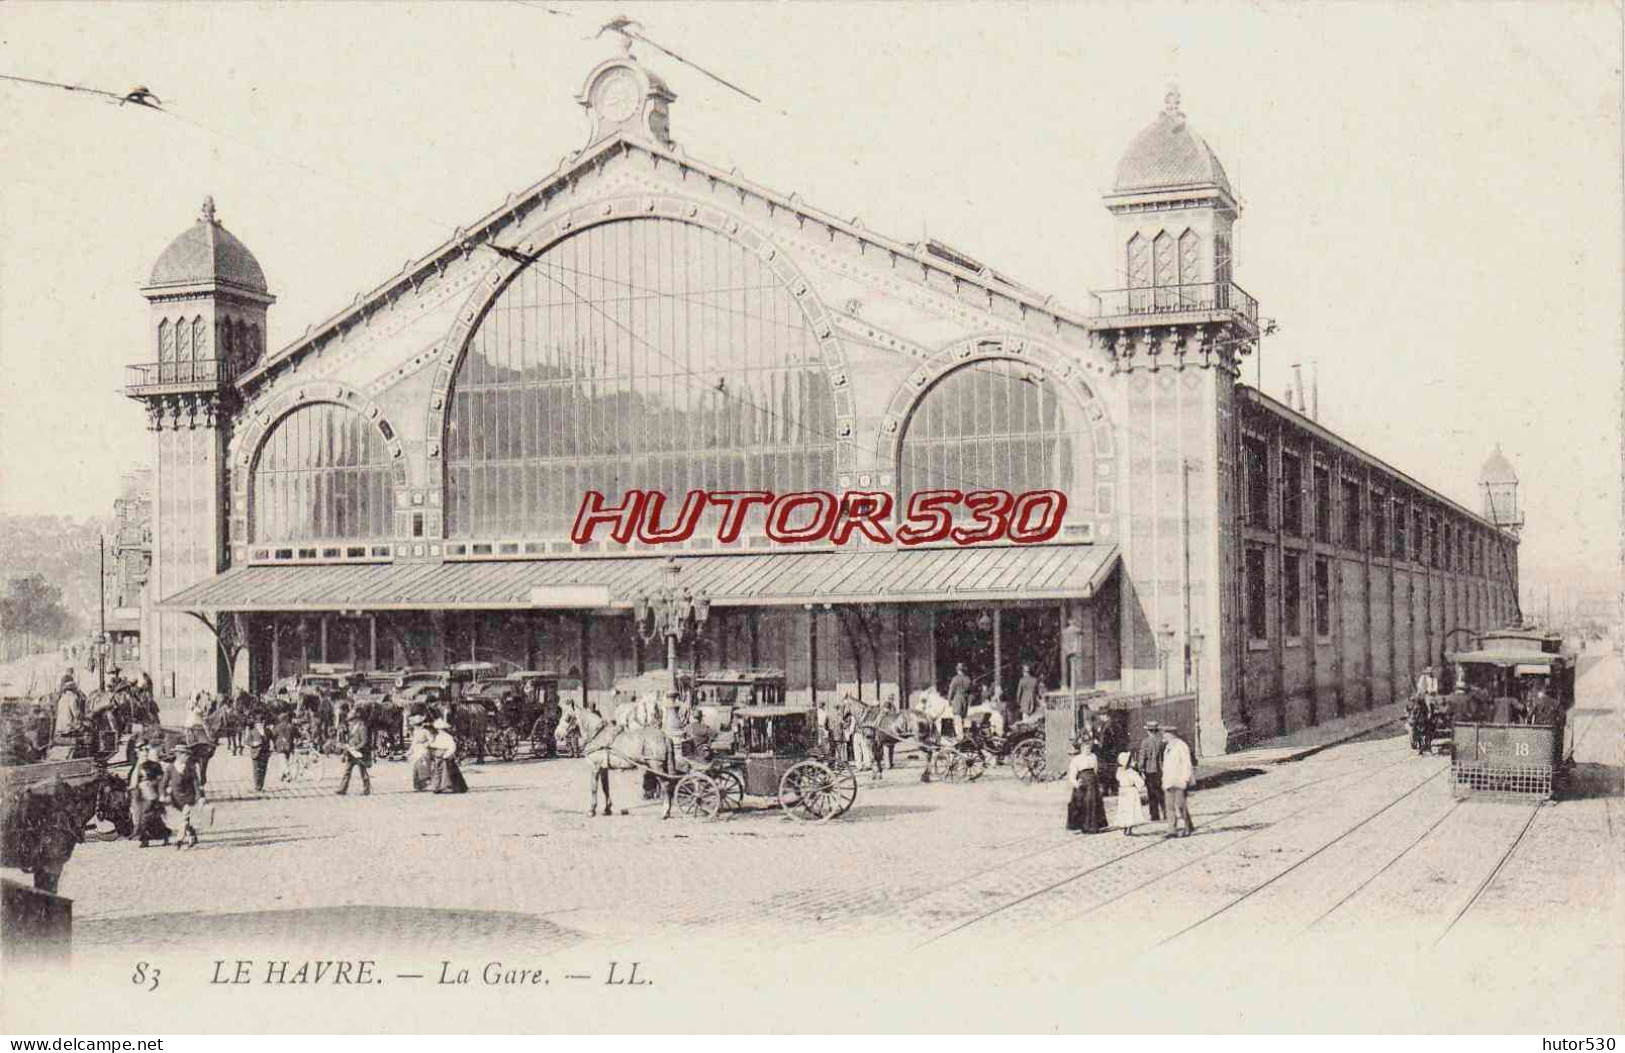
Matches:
[612,693,662,729]
[910,688,964,741]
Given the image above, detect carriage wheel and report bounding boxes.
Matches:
[1011,739,1048,783]
[674,772,722,820]
[828,763,859,817]
[932,748,966,782]
[961,748,987,782]
[496,728,519,762]
[715,769,745,812]
[779,760,841,822]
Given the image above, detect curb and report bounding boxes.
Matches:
[1192,712,1405,788]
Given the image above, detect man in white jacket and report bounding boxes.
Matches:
[1161,727,1196,838]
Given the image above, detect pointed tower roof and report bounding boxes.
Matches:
[1478,445,1518,486]
[1109,89,1235,202]
[146,196,270,296]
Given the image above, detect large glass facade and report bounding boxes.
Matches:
[897,360,1094,514]
[252,403,393,543]
[445,218,837,539]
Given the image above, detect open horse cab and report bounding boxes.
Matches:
[673,705,857,822]
[1446,639,1576,800]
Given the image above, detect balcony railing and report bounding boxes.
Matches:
[125,357,234,394]
[1091,281,1259,329]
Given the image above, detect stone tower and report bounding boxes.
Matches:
[126,197,274,700]
[1093,89,1260,752]
[1478,445,1522,537]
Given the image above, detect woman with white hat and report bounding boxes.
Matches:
[430,719,467,794]
[1114,752,1148,836]
[407,713,434,791]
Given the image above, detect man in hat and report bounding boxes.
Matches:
[247,716,274,792]
[336,704,373,796]
[947,663,973,719]
[1415,665,1440,700]
[1161,725,1196,838]
[162,742,204,848]
[1015,663,1041,724]
[1134,720,1167,822]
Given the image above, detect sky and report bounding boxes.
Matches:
[1,0,1620,594]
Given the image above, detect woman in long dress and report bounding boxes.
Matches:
[1113,751,1148,836]
[1065,738,1108,833]
[406,714,434,791]
[431,719,468,794]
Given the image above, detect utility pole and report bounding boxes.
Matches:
[98,534,107,693]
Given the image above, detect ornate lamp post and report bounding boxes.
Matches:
[1157,622,1176,699]
[1061,616,1084,692]
[631,557,711,676]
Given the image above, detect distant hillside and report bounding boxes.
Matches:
[0,514,110,646]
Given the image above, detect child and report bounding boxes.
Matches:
[1114,751,1148,836]
[134,744,172,847]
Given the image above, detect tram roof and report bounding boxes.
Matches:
[1446,649,1568,668]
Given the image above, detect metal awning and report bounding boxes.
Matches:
[157,543,1119,613]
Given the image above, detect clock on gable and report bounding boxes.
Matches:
[577,58,677,147]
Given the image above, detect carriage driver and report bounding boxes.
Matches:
[53,670,88,744]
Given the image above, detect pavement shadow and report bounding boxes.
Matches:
[1194,767,1265,790]
[1565,762,1624,800]
[843,804,938,821]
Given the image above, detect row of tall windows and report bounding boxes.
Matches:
[1244,436,1502,579]
[1125,229,1203,310]
[252,403,394,543]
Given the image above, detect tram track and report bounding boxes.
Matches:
[911,745,1432,949]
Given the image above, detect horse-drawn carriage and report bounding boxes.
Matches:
[466,670,574,761]
[932,713,1047,782]
[670,705,859,821]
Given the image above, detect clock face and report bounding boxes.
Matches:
[597,71,640,123]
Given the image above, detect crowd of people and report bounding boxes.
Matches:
[1066,719,1196,838]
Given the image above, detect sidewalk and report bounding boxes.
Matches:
[1195,701,1406,786]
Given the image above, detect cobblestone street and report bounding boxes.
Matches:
[6,655,1619,1032]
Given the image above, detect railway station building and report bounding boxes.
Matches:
[130,45,1519,753]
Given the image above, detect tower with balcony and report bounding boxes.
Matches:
[1092,90,1261,752]
[1479,445,1522,537]
[126,196,274,698]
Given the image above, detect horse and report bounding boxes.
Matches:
[0,767,132,892]
[553,704,584,758]
[571,706,680,818]
[447,701,490,764]
[855,700,940,782]
[910,688,964,742]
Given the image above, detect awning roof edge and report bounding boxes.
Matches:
[158,544,1121,613]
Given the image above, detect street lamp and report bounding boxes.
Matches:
[631,556,710,676]
[1060,616,1084,691]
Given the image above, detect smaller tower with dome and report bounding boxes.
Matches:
[127,196,273,701]
[1479,444,1523,537]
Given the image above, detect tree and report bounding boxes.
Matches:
[0,574,79,660]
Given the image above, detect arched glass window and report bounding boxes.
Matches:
[192,317,208,362]
[897,361,1095,520]
[445,218,837,539]
[1178,229,1200,287]
[1153,231,1177,309]
[253,403,393,543]
[1126,234,1150,311]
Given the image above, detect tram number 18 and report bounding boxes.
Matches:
[1477,741,1532,758]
